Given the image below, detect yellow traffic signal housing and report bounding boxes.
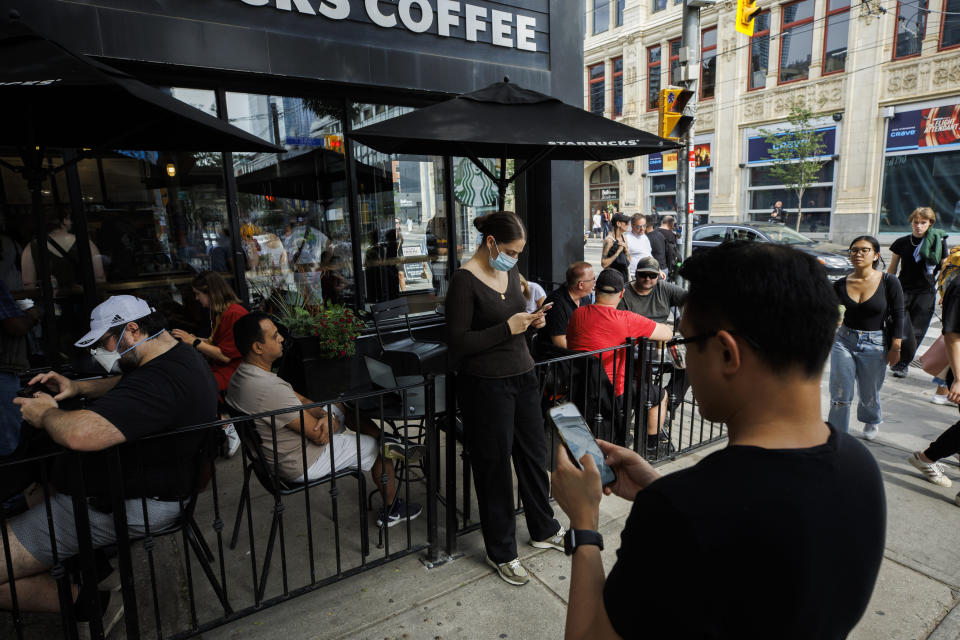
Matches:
[736,0,762,36]
[658,87,694,141]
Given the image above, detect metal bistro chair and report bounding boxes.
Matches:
[227,413,370,602]
[369,298,447,375]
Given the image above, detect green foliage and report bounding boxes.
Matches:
[270,287,365,358]
[760,103,828,231]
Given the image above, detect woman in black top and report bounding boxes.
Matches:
[601,213,631,282]
[446,211,563,586]
[887,207,948,377]
[829,236,905,440]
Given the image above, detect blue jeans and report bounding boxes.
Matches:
[828,326,887,432]
[0,371,22,456]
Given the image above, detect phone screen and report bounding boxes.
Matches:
[548,403,616,487]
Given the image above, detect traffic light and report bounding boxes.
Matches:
[324,134,344,154]
[658,87,694,141]
[736,0,761,36]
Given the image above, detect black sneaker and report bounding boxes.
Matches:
[376,499,422,528]
[891,364,908,378]
[382,436,425,463]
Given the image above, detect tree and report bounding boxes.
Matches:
[760,103,828,232]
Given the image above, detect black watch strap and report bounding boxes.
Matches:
[192,338,202,349]
[564,528,604,556]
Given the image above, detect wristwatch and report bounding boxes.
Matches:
[192,338,202,349]
[563,529,604,556]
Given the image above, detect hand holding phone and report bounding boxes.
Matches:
[548,403,616,487]
[537,301,554,313]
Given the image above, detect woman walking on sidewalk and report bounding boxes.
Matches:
[887,207,948,378]
[446,211,564,587]
[829,236,905,440]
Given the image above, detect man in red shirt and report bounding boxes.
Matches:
[567,269,673,453]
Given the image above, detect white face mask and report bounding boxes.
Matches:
[90,326,164,373]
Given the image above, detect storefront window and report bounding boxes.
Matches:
[747,161,834,233]
[881,150,960,232]
[822,0,850,74]
[942,0,960,49]
[779,0,814,84]
[749,13,771,90]
[669,39,682,86]
[590,164,620,217]
[226,92,356,311]
[647,144,711,221]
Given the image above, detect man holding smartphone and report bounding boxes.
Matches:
[551,242,885,639]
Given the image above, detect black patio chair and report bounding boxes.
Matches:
[226,413,370,602]
[369,298,447,375]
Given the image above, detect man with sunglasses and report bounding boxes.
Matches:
[551,242,885,640]
[618,257,686,323]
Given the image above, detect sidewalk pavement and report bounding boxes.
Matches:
[202,351,960,640]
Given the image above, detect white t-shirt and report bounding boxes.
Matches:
[592,213,601,230]
[625,231,652,278]
[524,281,547,313]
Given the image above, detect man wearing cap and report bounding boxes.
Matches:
[619,257,687,324]
[566,270,673,448]
[4,295,217,627]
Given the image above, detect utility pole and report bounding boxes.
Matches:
[677,0,704,266]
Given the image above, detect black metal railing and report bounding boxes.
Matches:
[2,341,724,639]
[441,339,727,543]
[1,378,438,640]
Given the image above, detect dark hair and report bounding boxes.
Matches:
[630,213,646,225]
[611,213,631,226]
[233,312,272,358]
[104,310,168,341]
[473,211,526,244]
[849,235,884,269]
[679,241,839,378]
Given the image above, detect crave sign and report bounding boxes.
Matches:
[886,104,960,151]
[238,0,539,51]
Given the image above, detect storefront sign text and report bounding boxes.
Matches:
[886,104,960,151]
[238,0,538,51]
[747,127,836,164]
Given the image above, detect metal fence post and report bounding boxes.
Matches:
[622,339,636,447]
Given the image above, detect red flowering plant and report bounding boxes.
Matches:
[266,286,365,358]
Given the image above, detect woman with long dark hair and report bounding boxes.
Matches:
[887,207,948,379]
[446,211,563,586]
[829,236,905,440]
[601,212,631,283]
[172,271,249,455]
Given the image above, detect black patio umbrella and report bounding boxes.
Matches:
[0,14,281,361]
[350,79,682,206]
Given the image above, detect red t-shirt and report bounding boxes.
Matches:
[210,303,249,392]
[566,304,656,396]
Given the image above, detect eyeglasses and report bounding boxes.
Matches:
[665,330,761,368]
[849,247,873,255]
[579,277,597,284]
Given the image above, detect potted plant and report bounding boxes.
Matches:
[267,287,367,397]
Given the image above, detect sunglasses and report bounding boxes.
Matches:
[637,273,659,280]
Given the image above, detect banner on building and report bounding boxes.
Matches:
[886,104,960,151]
[747,127,836,164]
[648,143,710,173]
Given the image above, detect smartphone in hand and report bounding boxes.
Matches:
[547,403,616,487]
[537,301,554,313]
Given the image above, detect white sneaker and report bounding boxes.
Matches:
[930,394,956,406]
[529,526,565,552]
[485,555,529,586]
[907,451,953,488]
[224,424,240,458]
[862,424,879,441]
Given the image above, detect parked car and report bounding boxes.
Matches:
[690,222,853,279]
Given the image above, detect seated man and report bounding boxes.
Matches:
[552,242,885,639]
[226,313,421,527]
[542,261,595,350]
[619,256,691,413]
[566,269,673,451]
[5,295,218,635]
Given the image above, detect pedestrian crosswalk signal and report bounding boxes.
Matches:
[658,87,694,141]
[736,0,762,36]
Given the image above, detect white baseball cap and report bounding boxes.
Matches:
[74,295,155,348]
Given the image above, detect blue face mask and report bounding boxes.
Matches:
[488,240,518,272]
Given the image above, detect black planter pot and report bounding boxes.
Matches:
[278,336,364,400]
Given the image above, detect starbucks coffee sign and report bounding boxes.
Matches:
[239,0,539,51]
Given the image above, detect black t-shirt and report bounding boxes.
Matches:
[544,287,579,339]
[647,229,666,269]
[890,235,948,292]
[942,277,960,335]
[657,228,678,269]
[56,342,219,499]
[603,425,885,639]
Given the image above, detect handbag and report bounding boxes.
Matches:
[919,335,949,377]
